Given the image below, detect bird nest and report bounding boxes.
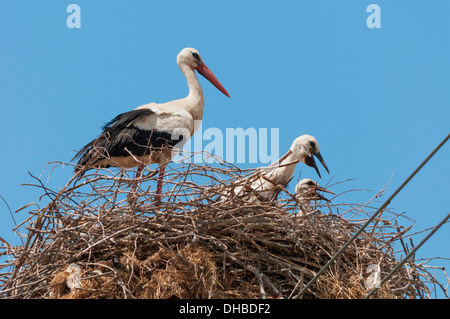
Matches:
[0,156,448,299]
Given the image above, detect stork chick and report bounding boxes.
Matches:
[295,178,335,205]
[231,134,329,202]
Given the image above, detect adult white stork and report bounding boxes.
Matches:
[73,48,230,203]
[295,178,335,206]
[230,134,329,202]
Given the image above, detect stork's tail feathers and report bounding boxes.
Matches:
[72,151,90,175]
[72,139,99,175]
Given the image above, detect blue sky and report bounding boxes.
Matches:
[1,1,449,298]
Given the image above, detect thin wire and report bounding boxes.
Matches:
[0,194,17,228]
[0,194,25,246]
[364,212,450,299]
[294,132,450,299]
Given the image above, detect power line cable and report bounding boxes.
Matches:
[294,132,450,299]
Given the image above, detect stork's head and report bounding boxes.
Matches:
[295,178,335,202]
[177,48,230,97]
[288,135,330,178]
[177,48,203,69]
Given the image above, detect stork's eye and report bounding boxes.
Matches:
[309,141,316,149]
[192,52,200,61]
[306,181,315,186]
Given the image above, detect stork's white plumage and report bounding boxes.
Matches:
[73,48,230,203]
[231,135,329,202]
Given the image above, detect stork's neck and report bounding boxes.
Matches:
[296,193,311,206]
[298,199,312,215]
[180,64,204,121]
[262,152,299,186]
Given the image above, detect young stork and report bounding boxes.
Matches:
[295,178,335,206]
[73,48,230,203]
[230,134,330,202]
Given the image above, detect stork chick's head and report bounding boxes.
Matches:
[177,47,230,97]
[288,135,330,178]
[295,178,335,203]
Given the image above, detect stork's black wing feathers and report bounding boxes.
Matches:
[72,108,153,161]
[72,108,182,173]
[101,108,153,132]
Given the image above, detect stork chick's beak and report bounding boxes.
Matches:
[315,185,335,202]
[304,152,329,179]
[304,155,321,178]
[314,151,330,175]
[195,62,230,98]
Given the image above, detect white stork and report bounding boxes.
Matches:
[230,134,329,202]
[73,47,230,203]
[295,178,335,206]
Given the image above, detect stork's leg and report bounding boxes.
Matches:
[128,164,144,205]
[153,165,166,206]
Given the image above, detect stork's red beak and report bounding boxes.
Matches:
[195,62,230,98]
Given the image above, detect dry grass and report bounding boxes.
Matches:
[0,155,448,299]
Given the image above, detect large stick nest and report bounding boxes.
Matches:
[0,156,448,299]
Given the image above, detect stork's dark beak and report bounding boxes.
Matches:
[314,192,331,202]
[304,152,329,178]
[315,185,335,202]
[304,155,321,178]
[314,151,329,175]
